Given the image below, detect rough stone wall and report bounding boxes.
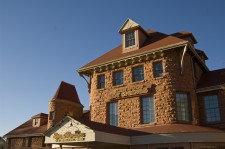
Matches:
[48,100,83,129]
[7,137,47,149]
[30,137,44,148]
[90,47,200,128]
[8,138,23,149]
[198,89,225,130]
[165,49,199,124]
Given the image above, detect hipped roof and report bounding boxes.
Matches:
[52,81,82,105]
[4,113,48,137]
[197,68,225,89]
[78,30,187,72]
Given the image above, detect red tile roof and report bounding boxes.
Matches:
[78,30,187,71]
[76,118,224,136]
[32,113,48,118]
[76,118,145,136]
[132,124,225,135]
[52,81,82,105]
[4,114,48,137]
[197,68,225,89]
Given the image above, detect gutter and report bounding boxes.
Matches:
[4,133,44,138]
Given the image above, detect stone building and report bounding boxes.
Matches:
[4,19,225,149]
[4,81,85,149]
[74,18,224,148]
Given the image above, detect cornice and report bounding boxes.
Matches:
[78,41,188,75]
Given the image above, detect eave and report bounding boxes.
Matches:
[77,41,188,76]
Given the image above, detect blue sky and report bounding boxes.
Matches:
[0,0,225,137]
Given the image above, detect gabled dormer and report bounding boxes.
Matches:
[32,113,48,127]
[119,18,148,53]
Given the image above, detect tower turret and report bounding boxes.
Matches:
[47,81,83,129]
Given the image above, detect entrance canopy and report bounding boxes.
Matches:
[45,116,225,148]
[44,116,132,148]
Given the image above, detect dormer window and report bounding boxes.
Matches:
[125,31,135,48]
[33,118,40,127]
[119,19,148,52]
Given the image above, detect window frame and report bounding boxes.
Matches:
[108,102,118,126]
[49,111,55,120]
[125,31,135,48]
[132,65,144,82]
[176,93,192,122]
[33,118,39,126]
[141,96,155,124]
[113,70,124,86]
[153,61,163,78]
[97,74,105,89]
[203,94,221,123]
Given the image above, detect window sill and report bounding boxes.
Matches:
[112,84,124,88]
[132,80,145,84]
[97,88,105,91]
[154,74,164,79]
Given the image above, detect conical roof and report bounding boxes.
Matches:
[52,81,82,104]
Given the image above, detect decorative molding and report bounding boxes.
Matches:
[78,41,188,75]
[110,84,149,99]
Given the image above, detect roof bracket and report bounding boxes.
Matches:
[180,45,187,75]
[79,73,91,93]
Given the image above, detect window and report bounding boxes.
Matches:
[113,71,123,86]
[109,102,118,126]
[132,66,144,82]
[97,74,105,89]
[125,31,135,48]
[142,96,155,123]
[153,61,163,77]
[176,93,191,121]
[204,95,221,123]
[49,111,55,120]
[33,118,39,126]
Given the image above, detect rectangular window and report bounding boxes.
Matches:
[132,66,144,82]
[125,31,135,48]
[109,102,118,126]
[33,118,39,126]
[204,95,221,123]
[113,71,123,86]
[176,93,191,121]
[97,74,105,89]
[49,111,55,120]
[153,61,163,77]
[142,96,155,124]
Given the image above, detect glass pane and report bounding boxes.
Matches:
[133,66,144,82]
[142,96,155,123]
[204,95,221,122]
[176,93,190,121]
[109,102,118,126]
[154,61,163,77]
